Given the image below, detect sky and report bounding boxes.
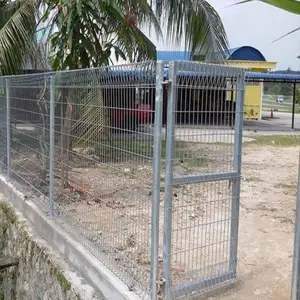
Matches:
[208,0,300,71]
[151,0,300,71]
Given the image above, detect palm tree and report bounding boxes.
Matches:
[1,0,229,73]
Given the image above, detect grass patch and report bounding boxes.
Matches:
[95,139,188,160]
[175,156,209,170]
[94,139,210,170]
[251,135,300,147]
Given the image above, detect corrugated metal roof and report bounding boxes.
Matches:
[246,71,300,82]
[157,51,191,61]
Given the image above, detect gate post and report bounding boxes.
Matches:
[162,61,177,299]
[150,61,164,300]
[229,73,245,274]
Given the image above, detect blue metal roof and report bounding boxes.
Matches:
[157,51,191,61]
[157,46,267,62]
[245,71,300,82]
[227,46,266,61]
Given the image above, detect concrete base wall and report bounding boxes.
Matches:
[0,199,100,300]
[0,176,139,300]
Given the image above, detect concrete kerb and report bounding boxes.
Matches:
[0,174,141,300]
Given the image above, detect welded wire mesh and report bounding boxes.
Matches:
[163,61,245,300]
[0,63,159,298]
[7,73,54,210]
[50,63,157,298]
[0,61,246,300]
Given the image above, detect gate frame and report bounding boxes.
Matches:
[162,61,245,299]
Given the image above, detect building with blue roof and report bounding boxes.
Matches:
[157,46,278,120]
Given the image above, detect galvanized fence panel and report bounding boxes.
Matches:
[162,61,245,300]
[0,61,247,300]
[52,63,163,298]
[0,62,165,299]
[8,73,53,212]
[50,62,161,298]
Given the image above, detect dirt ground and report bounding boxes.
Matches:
[207,143,298,300]
[63,140,298,300]
[10,131,299,300]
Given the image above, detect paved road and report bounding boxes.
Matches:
[244,111,300,132]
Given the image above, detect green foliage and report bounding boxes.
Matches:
[0,0,40,75]
[1,0,229,73]
[296,88,300,105]
[253,135,300,146]
[43,0,229,70]
[0,202,17,225]
[50,267,71,292]
[235,0,300,14]
[155,0,229,60]
[43,0,160,70]
[264,82,294,96]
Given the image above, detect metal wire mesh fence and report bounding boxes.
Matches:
[8,73,53,210]
[51,63,160,297]
[0,60,246,300]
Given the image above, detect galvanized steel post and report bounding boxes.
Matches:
[49,75,55,218]
[150,61,164,300]
[162,61,177,299]
[229,73,245,273]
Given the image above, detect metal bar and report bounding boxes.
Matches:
[162,61,177,299]
[49,75,55,218]
[229,72,245,273]
[150,61,164,300]
[173,171,239,185]
[291,149,300,300]
[170,270,236,295]
[6,78,11,179]
[292,82,296,130]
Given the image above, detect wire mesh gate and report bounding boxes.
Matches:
[161,61,245,299]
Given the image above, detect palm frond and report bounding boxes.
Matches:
[232,0,299,58]
[156,0,229,60]
[272,26,300,42]
[0,0,40,75]
[231,0,300,14]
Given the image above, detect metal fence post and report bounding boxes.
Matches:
[229,73,245,273]
[150,61,164,300]
[162,61,177,299]
[49,75,55,218]
[291,149,300,300]
[6,78,11,179]
[292,82,296,130]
